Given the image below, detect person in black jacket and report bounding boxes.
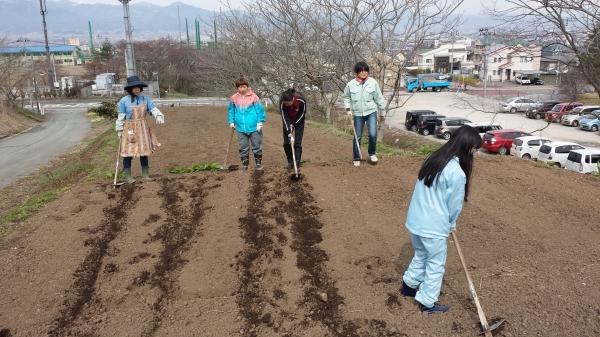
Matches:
[280,88,306,169]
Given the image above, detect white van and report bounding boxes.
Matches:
[538,141,585,168]
[565,149,600,174]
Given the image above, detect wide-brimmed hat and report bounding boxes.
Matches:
[124,76,148,90]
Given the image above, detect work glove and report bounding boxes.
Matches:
[257,122,263,132]
[156,116,164,124]
[229,123,235,129]
[288,134,294,143]
[118,132,122,138]
[346,109,353,116]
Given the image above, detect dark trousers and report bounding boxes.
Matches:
[283,121,304,163]
[123,156,149,169]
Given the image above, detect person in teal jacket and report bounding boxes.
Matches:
[399,125,482,314]
[228,77,266,171]
[343,61,387,167]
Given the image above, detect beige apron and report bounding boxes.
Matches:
[119,104,161,157]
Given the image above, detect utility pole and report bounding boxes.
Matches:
[479,28,493,99]
[39,0,55,90]
[119,0,136,77]
[17,38,34,108]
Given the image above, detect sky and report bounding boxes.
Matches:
[64,0,503,15]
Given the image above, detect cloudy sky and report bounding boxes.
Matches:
[66,0,501,15]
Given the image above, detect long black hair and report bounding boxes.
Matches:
[126,86,144,102]
[418,125,482,201]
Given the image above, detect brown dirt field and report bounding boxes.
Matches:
[1,106,600,337]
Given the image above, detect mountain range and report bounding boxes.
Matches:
[0,0,219,44]
[0,0,497,46]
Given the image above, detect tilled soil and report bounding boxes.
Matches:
[1,106,600,337]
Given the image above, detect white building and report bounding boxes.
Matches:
[484,44,542,82]
[414,41,473,74]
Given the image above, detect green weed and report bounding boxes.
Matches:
[169,163,221,174]
[1,187,69,233]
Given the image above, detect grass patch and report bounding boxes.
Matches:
[169,163,221,174]
[1,187,69,234]
[577,93,600,106]
[15,105,44,122]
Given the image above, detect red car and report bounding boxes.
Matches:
[545,102,584,123]
[482,129,532,155]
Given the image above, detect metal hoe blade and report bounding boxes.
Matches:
[480,319,506,335]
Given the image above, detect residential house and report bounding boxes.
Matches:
[412,41,473,74]
[483,43,542,82]
[366,52,406,89]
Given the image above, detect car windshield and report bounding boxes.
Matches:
[583,114,596,119]
[551,105,563,112]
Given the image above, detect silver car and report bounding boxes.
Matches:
[561,106,600,127]
[499,97,538,113]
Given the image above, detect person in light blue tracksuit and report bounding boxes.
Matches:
[399,125,482,314]
[228,77,266,171]
[343,61,387,166]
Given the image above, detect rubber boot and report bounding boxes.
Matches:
[284,145,294,169]
[123,168,136,184]
[400,281,417,297]
[141,166,151,180]
[240,157,249,171]
[255,155,264,171]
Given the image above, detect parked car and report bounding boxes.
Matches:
[525,100,561,119]
[538,142,585,167]
[515,75,531,85]
[579,111,600,132]
[466,122,503,137]
[531,77,544,85]
[417,114,446,135]
[405,110,437,132]
[545,102,584,123]
[510,136,552,159]
[561,106,600,127]
[481,129,532,155]
[499,97,538,113]
[434,117,472,140]
[565,149,600,174]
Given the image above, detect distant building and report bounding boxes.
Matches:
[95,73,116,90]
[482,44,542,82]
[0,45,85,65]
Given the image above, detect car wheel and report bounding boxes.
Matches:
[535,114,541,120]
[410,125,417,132]
[411,88,417,93]
[509,107,517,113]
[422,129,430,136]
[555,117,562,123]
[592,125,599,132]
[573,121,579,127]
[553,162,561,168]
[498,146,508,155]
[442,132,451,140]
[522,153,531,159]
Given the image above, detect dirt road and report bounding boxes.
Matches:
[1,106,600,337]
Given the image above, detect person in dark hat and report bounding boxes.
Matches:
[116,75,165,183]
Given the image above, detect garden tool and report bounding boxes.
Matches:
[112,137,125,187]
[451,231,505,336]
[351,117,367,162]
[290,139,301,181]
[220,128,239,171]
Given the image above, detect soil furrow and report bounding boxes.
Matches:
[140,176,209,335]
[286,180,406,337]
[47,184,141,336]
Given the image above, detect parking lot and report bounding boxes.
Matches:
[386,90,600,149]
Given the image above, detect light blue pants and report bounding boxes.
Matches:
[403,233,447,308]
